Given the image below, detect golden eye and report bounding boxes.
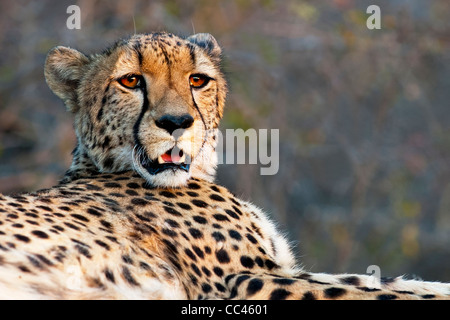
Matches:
[189,74,209,88]
[119,75,141,89]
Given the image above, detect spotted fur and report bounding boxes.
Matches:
[0,32,448,299]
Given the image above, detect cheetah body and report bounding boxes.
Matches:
[0,32,449,300]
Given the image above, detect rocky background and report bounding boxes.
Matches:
[0,0,449,281]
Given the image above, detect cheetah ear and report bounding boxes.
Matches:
[186,33,222,60]
[44,46,89,113]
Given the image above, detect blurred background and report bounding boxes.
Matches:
[0,0,449,281]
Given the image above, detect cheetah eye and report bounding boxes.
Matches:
[189,74,210,89]
[118,75,142,89]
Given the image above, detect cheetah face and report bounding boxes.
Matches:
[44,33,227,187]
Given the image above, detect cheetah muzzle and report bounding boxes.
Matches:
[134,145,191,175]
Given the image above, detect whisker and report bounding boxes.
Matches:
[132,145,142,171]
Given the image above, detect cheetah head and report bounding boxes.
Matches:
[44,32,227,187]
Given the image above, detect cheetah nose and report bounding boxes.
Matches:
[155,114,194,136]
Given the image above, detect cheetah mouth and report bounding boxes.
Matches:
[135,146,191,175]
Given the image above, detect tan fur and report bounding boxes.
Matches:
[0,32,448,300]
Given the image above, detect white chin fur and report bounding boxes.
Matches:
[145,169,191,188]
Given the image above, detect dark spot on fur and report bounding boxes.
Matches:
[265,259,277,270]
[18,265,31,273]
[381,277,396,284]
[340,276,360,286]
[211,231,225,242]
[193,216,207,224]
[213,267,224,277]
[225,274,236,285]
[162,228,177,237]
[104,182,121,188]
[234,275,250,288]
[302,291,316,300]
[201,283,212,293]
[308,279,331,285]
[394,290,415,295]
[210,194,225,202]
[31,230,49,239]
[184,248,197,262]
[35,254,53,266]
[71,214,89,222]
[229,230,242,241]
[201,266,210,277]
[165,219,180,228]
[121,255,134,265]
[84,184,102,191]
[74,244,92,259]
[14,234,30,243]
[215,282,226,292]
[95,239,110,250]
[177,202,192,210]
[377,294,398,300]
[357,287,381,292]
[64,222,80,230]
[127,183,140,189]
[232,206,243,216]
[255,256,264,267]
[122,266,139,286]
[163,206,182,216]
[126,189,139,196]
[135,214,151,222]
[188,228,203,239]
[240,256,255,269]
[131,198,149,206]
[102,136,111,150]
[270,289,291,300]
[192,246,205,259]
[273,278,296,285]
[324,287,347,299]
[87,208,103,217]
[104,269,115,283]
[100,220,112,229]
[187,182,201,190]
[224,209,239,220]
[216,249,230,264]
[103,157,114,169]
[36,206,52,212]
[247,278,264,297]
[246,233,258,244]
[27,255,43,269]
[213,214,229,222]
[160,191,176,198]
[191,199,208,208]
[190,263,201,277]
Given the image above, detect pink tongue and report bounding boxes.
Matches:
[161,152,181,163]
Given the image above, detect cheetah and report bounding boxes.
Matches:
[0,32,448,300]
